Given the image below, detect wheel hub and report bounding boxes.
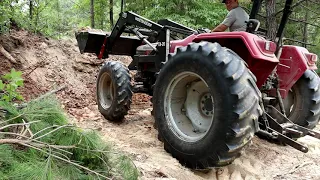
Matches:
[200,93,214,116]
[165,72,214,142]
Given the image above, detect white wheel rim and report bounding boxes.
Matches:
[98,73,114,109]
[164,72,214,142]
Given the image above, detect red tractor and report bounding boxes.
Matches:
[76,0,320,169]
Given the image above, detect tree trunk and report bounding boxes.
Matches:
[57,0,61,38]
[265,0,277,41]
[29,0,33,20]
[90,0,95,28]
[110,0,114,29]
[303,0,309,48]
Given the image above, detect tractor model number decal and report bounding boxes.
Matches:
[135,17,152,27]
[157,42,166,47]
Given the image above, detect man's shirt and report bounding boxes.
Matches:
[222,6,249,32]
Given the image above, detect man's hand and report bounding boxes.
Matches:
[211,24,228,32]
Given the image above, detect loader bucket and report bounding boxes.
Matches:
[75,30,107,55]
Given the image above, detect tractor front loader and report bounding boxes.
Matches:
[76,0,320,169]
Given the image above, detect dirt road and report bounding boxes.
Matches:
[1,30,319,180]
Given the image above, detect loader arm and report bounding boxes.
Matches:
[107,11,164,51]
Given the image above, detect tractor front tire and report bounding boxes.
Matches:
[97,61,132,122]
[282,70,320,129]
[153,42,262,169]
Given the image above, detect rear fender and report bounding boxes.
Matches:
[276,45,318,98]
[191,32,279,88]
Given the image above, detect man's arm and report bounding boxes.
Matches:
[211,10,236,32]
[212,24,228,32]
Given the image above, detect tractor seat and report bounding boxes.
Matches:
[246,19,260,34]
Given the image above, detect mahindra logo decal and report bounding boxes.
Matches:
[135,17,152,27]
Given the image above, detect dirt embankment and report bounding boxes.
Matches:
[0,30,319,180]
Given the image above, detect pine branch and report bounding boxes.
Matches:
[0,114,24,125]
[0,120,41,131]
[32,124,73,140]
[17,85,67,109]
[52,150,71,161]
[21,143,112,179]
[0,138,31,144]
[0,131,75,153]
[31,125,60,138]
[18,119,34,139]
[0,131,30,139]
[74,146,117,154]
[32,142,76,150]
[32,84,67,102]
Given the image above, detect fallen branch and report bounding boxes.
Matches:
[287,161,313,174]
[21,143,112,180]
[24,60,50,77]
[0,138,31,144]
[31,142,76,150]
[31,85,67,103]
[31,125,60,138]
[0,131,30,139]
[52,150,72,161]
[18,121,26,139]
[33,124,73,140]
[0,44,17,64]
[0,131,75,154]
[23,56,58,77]
[273,161,314,178]
[0,120,41,131]
[18,119,34,139]
[0,137,111,179]
[17,85,67,109]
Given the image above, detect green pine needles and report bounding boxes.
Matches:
[0,70,139,180]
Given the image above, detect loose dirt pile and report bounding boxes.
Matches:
[1,30,319,180]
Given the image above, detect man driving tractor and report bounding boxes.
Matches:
[212,0,249,32]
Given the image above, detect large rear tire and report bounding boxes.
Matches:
[281,70,320,129]
[97,61,132,121]
[153,42,262,169]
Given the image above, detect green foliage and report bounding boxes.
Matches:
[1,0,319,52]
[0,96,139,179]
[115,155,140,180]
[0,69,24,102]
[125,0,228,29]
[0,0,12,33]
